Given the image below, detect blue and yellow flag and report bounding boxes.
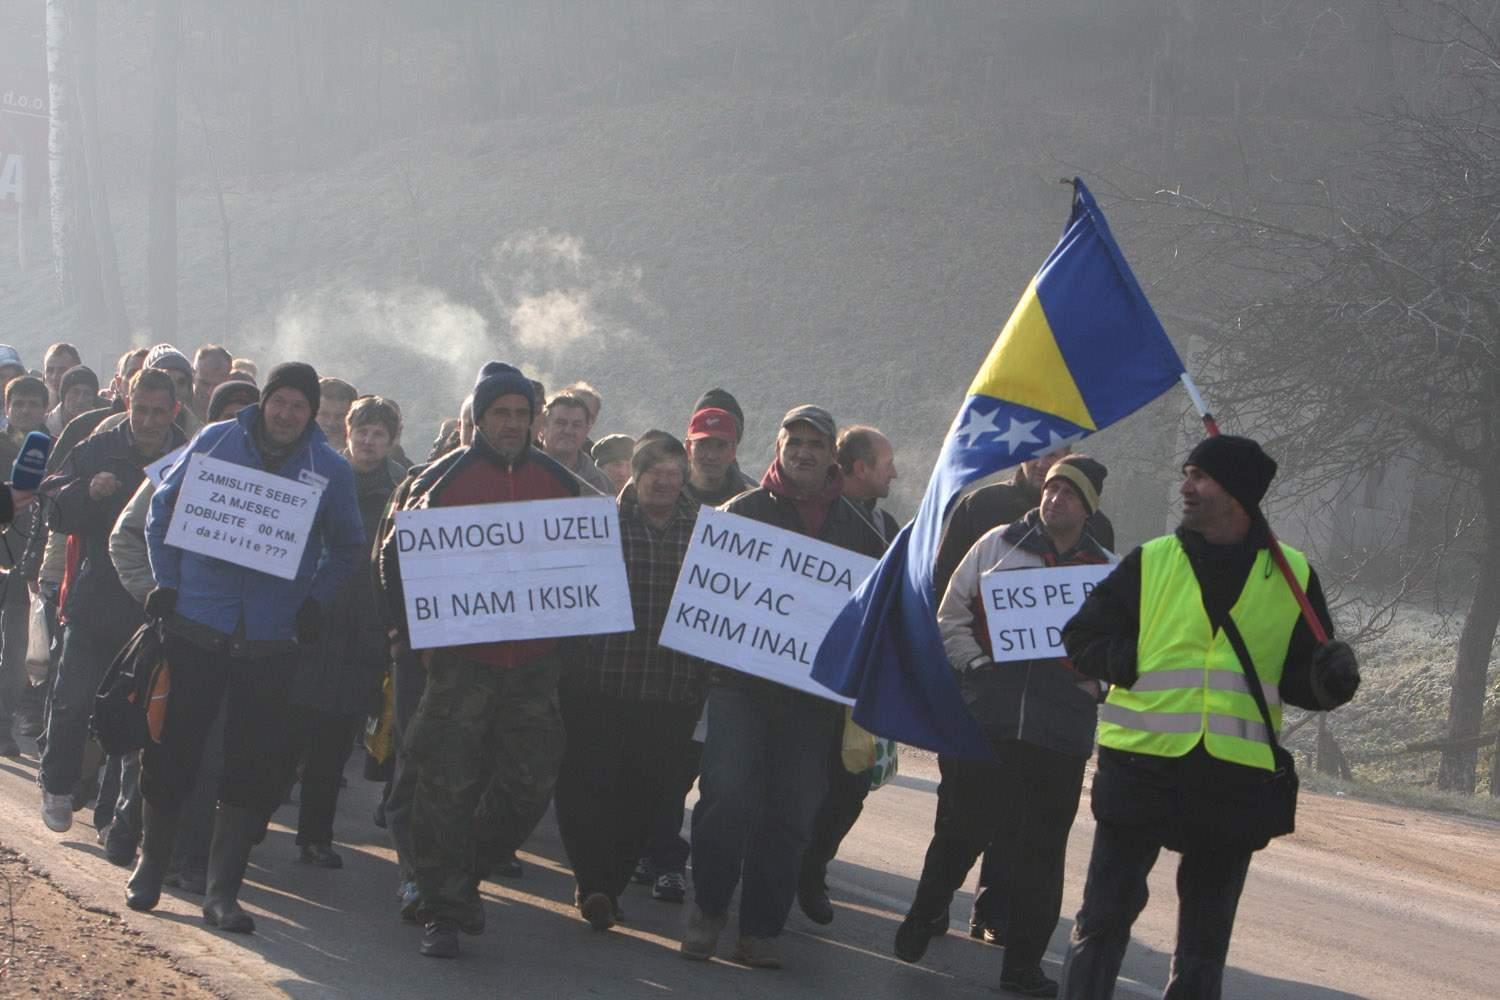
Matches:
[812,179,1186,757]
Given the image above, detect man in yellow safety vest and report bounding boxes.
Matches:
[1057,436,1360,1000]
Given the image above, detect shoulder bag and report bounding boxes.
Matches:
[1219,614,1299,839]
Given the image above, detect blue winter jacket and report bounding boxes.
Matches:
[146,404,365,643]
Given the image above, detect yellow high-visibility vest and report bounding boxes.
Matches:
[1096,534,1309,771]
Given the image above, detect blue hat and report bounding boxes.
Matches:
[472,362,536,420]
[0,345,23,371]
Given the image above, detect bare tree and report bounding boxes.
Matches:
[148,0,181,341]
[73,0,128,339]
[1138,0,1500,792]
[45,0,77,304]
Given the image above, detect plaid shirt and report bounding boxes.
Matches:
[577,488,707,703]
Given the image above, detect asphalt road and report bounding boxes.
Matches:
[1,739,1495,999]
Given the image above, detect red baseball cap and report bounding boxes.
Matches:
[687,407,738,443]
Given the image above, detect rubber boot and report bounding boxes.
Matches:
[202,803,258,934]
[125,800,180,911]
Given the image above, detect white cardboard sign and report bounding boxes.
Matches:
[979,563,1114,663]
[659,507,876,704]
[163,452,322,581]
[394,496,633,650]
[144,445,186,487]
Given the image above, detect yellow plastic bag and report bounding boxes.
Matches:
[841,708,900,788]
[840,708,877,773]
[364,673,395,764]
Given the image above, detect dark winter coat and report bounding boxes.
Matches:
[378,434,584,667]
[0,427,42,573]
[849,496,901,544]
[709,476,886,701]
[292,462,399,716]
[683,463,757,508]
[44,422,187,652]
[934,474,1115,598]
[18,400,127,583]
[937,510,1114,759]
[1062,522,1333,851]
[570,486,706,703]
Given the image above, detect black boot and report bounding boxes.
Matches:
[125,801,179,911]
[202,803,258,934]
[420,919,460,958]
[894,908,951,964]
[797,868,835,926]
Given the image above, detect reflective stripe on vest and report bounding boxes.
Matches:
[1098,703,1272,744]
[1097,535,1309,771]
[1125,667,1283,708]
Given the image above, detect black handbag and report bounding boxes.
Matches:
[1219,614,1299,840]
[91,622,167,756]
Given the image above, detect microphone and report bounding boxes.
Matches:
[10,431,52,491]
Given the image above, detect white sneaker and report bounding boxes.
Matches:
[42,790,73,833]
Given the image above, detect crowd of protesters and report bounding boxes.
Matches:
[0,337,1362,1000]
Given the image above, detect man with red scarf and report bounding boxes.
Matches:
[681,406,886,970]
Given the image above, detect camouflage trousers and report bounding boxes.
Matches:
[405,649,566,928]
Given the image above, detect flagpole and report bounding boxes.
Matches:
[1179,373,1330,644]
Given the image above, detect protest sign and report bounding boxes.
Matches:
[660,507,876,703]
[164,453,322,580]
[145,445,186,487]
[980,563,1114,663]
[394,496,633,650]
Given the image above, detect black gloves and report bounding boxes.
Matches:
[1310,640,1361,709]
[296,598,322,646]
[144,587,178,622]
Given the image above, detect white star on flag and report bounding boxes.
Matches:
[953,407,1000,446]
[1046,428,1084,452]
[996,417,1042,454]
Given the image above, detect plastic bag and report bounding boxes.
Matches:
[840,708,900,789]
[364,674,395,765]
[868,736,900,790]
[24,593,49,686]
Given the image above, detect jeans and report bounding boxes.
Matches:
[689,684,839,938]
[1060,821,1253,1000]
[99,751,142,843]
[140,634,297,816]
[279,706,361,846]
[39,624,113,795]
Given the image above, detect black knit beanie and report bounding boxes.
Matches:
[1184,435,1277,516]
[59,365,99,400]
[261,362,322,418]
[692,388,744,442]
[209,379,262,421]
